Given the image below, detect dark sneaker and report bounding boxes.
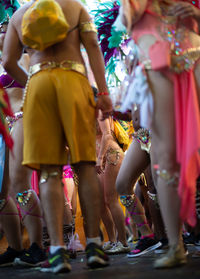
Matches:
[194,234,200,246]
[154,238,169,254]
[128,237,161,257]
[86,243,109,269]
[14,242,46,267]
[0,247,22,267]
[183,232,195,245]
[40,248,71,273]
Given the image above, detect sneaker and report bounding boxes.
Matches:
[154,238,169,254]
[127,237,161,257]
[194,234,200,246]
[192,250,200,258]
[102,241,115,251]
[86,243,109,269]
[106,241,131,254]
[40,248,71,273]
[14,242,47,267]
[0,247,23,267]
[183,232,195,245]
[154,244,187,268]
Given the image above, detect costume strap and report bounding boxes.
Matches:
[19,200,43,221]
[0,196,19,216]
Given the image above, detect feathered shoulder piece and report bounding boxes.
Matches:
[0,0,20,24]
[92,0,129,66]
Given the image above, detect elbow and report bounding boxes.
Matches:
[84,38,100,51]
[2,56,13,73]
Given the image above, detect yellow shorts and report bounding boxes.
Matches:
[23,68,96,169]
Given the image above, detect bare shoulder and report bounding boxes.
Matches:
[57,0,84,11]
[10,2,33,29]
[56,0,89,24]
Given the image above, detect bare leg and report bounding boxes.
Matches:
[99,175,116,243]
[0,148,22,251]
[10,119,43,247]
[116,139,153,236]
[103,153,128,246]
[144,165,166,240]
[39,165,64,246]
[73,162,102,238]
[147,70,186,268]
[148,70,182,247]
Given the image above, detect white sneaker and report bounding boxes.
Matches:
[106,241,130,254]
[102,241,115,251]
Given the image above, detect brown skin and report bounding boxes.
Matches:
[121,0,200,253]
[2,0,113,117]
[2,0,113,246]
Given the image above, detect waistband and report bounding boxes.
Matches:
[29,60,87,77]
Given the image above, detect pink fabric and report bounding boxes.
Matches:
[132,1,198,45]
[63,165,73,209]
[174,70,200,227]
[62,178,72,209]
[31,170,39,196]
[63,165,73,179]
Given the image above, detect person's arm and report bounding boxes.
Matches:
[168,1,200,33]
[79,7,113,118]
[120,0,148,32]
[2,14,28,87]
[96,112,113,174]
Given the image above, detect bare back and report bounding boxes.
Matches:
[11,0,91,66]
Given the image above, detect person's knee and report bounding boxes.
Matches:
[104,195,117,207]
[157,149,177,173]
[116,174,134,195]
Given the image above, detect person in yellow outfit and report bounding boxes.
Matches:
[2,0,113,273]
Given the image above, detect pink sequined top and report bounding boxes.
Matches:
[132,0,200,73]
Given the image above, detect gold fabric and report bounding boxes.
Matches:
[21,60,86,109]
[113,120,130,152]
[79,21,97,33]
[22,67,96,170]
[22,0,69,51]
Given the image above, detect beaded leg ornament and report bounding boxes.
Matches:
[16,190,42,221]
[147,191,160,209]
[39,170,61,184]
[120,194,148,228]
[16,189,32,206]
[133,128,151,153]
[106,148,121,166]
[154,165,179,186]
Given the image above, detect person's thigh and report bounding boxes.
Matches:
[116,139,150,194]
[147,70,177,171]
[103,153,124,202]
[9,118,32,193]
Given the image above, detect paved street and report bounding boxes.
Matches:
[0,246,200,279]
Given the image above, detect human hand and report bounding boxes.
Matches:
[96,95,113,120]
[96,157,104,175]
[168,1,199,19]
[95,164,104,175]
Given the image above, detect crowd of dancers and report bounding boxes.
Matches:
[0,0,199,275]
